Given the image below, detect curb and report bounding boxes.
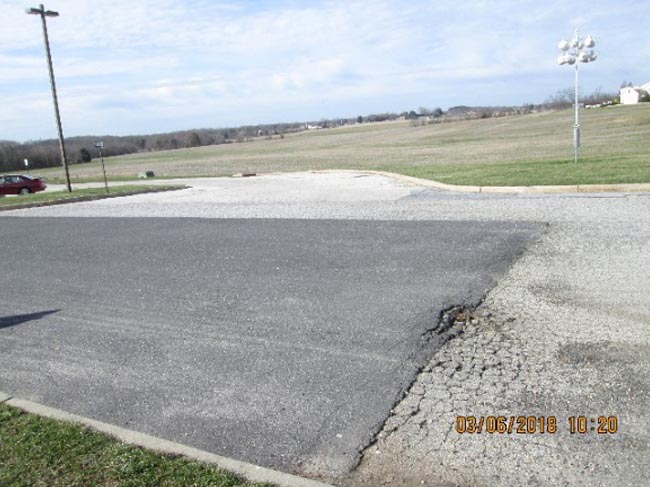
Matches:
[0,186,188,212]
[313,169,650,194]
[0,392,334,487]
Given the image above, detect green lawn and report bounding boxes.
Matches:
[0,403,271,487]
[0,185,185,210]
[33,104,650,186]
[380,155,650,186]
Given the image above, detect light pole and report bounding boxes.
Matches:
[557,31,598,163]
[95,141,109,193]
[26,4,72,192]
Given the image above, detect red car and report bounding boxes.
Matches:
[0,174,47,195]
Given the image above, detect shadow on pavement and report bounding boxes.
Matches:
[0,310,61,330]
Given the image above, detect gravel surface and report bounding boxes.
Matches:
[4,172,650,486]
[17,173,649,225]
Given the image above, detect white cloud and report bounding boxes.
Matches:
[270,58,344,90]
[2,0,649,140]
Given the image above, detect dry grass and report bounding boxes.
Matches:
[37,104,650,185]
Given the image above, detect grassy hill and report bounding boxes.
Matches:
[38,104,650,186]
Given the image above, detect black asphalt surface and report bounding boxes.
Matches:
[0,217,542,475]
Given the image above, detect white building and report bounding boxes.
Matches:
[620,82,650,104]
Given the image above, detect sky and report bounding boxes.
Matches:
[1,0,649,142]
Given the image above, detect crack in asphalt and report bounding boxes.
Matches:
[343,306,529,486]
[350,304,482,469]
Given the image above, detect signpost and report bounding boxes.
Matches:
[95,141,109,193]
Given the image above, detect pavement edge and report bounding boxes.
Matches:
[0,392,334,487]
[313,169,650,194]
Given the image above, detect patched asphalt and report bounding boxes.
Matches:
[0,217,542,476]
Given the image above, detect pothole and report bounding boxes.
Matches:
[420,304,479,348]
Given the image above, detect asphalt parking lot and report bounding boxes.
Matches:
[2,172,649,486]
[0,215,541,476]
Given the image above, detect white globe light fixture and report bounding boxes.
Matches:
[557,30,598,163]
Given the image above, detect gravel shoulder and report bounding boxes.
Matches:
[4,172,650,486]
[345,219,650,486]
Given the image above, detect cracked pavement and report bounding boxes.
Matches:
[346,220,650,487]
[3,172,650,486]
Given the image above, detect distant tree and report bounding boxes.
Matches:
[582,88,617,105]
[357,115,363,123]
[432,107,444,118]
[185,132,201,148]
[0,141,20,171]
[212,134,226,144]
[365,112,397,122]
[544,88,575,109]
[76,147,92,163]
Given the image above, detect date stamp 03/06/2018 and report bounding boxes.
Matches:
[455,415,619,435]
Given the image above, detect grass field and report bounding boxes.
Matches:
[0,403,270,487]
[37,104,650,186]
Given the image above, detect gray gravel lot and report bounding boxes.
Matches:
[3,172,650,486]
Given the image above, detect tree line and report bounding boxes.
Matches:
[0,123,306,172]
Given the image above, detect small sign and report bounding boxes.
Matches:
[24,158,29,167]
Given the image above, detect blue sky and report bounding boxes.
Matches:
[1,0,649,141]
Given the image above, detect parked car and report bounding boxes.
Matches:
[0,174,47,195]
